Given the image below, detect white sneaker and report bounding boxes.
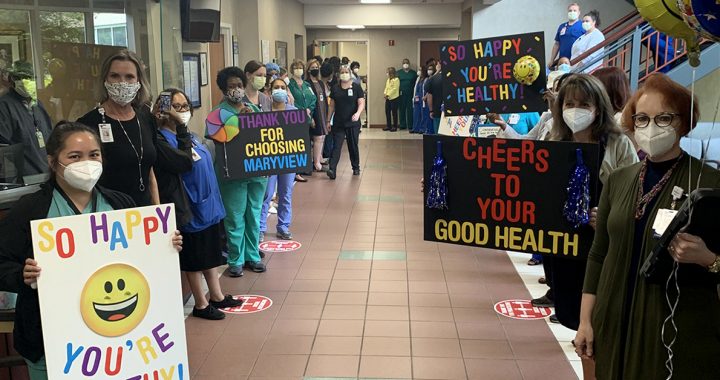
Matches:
[269,206,277,214]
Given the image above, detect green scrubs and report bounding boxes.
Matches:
[213,100,268,267]
[397,69,417,130]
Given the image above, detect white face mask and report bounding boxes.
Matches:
[582,21,592,32]
[427,70,434,76]
[105,81,141,106]
[568,11,579,21]
[60,160,103,192]
[177,111,191,125]
[402,63,409,69]
[353,68,359,74]
[563,107,595,133]
[634,123,677,158]
[283,77,290,86]
[340,73,351,82]
[293,69,304,78]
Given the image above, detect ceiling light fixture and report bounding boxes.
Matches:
[337,25,366,29]
[360,0,391,4]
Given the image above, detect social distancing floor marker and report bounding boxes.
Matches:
[494,299,552,320]
[220,295,273,314]
[259,240,301,252]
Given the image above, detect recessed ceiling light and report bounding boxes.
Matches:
[360,0,391,4]
[337,25,366,29]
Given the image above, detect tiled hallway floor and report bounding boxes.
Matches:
[184,129,579,380]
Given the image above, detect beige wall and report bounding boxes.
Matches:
[258,0,306,66]
[694,68,720,123]
[339,42,368,76]
[308,28,460,126]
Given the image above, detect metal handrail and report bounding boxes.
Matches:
[601,9,640,36]
[569,16,646,66]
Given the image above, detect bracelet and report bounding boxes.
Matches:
[708,255,720,273]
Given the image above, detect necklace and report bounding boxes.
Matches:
[635,154,684,219]
[117,117,145,192]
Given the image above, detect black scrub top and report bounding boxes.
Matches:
[0,91,53,176]
[330,82,364,128]
[77,106,157,206]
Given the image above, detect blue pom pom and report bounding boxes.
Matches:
[426,140,448,210]
[563,148,590,228]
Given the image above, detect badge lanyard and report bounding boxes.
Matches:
[100,107,145,191]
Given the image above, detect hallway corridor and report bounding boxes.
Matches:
[184,131,579,380]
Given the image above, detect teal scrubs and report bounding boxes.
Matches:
[213,100,268,267]
[397,69,418,130]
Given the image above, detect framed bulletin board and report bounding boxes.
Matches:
[182,53,201,108]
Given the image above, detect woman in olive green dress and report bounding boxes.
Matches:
[574,73,720,379]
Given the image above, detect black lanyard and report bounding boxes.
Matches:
[55,186,98,215]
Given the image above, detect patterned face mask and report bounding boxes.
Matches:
[104,81,141,106]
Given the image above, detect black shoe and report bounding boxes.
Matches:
[244,261,266,273]
[390,128,397,132]
[260,250,265,258]
[531,295,554,308]
[353,169,360,176]
[382,127,391,131]
[228,265,244,277]
[210,295,244,309]
[549,314,560,324]
[277,230,293,240]
[193,305,225,320]
[327,169,336,180]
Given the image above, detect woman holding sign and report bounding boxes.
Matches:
[259,78,298,242]
[326,65,365,179]
[0,122,182,379]
[575,74,720,380]
[152,88,243,320]
[211,67,268,277]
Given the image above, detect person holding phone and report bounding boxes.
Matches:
[153,88,242,320]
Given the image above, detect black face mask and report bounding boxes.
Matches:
[309,69,320,77]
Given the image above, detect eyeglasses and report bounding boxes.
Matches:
[631,112,680,129]
[172,103,191,112]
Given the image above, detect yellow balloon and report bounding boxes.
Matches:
[513,55,541,86]
[635,0,698,41]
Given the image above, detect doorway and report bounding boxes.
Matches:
[209,25,232,106]
[318,40,370,127]
[294,34,304,61]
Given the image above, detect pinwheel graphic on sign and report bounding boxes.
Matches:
[206,107,240,142]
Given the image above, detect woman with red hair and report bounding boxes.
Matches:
[574,73,720,379]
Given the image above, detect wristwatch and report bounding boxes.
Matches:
[708,255,720,273]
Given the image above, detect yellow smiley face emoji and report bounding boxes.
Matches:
[80,263,150,337]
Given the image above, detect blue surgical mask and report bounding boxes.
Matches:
[272,89,288,103]
[558,63,571,73]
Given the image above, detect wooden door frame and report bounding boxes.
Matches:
[417,37,456,69]
[220,23,233,67]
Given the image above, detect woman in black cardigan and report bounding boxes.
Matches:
[0,122,182,379]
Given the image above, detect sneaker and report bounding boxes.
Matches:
[531,295,554,308]
[277,230,293,240]
[192,305,225,320]
[228,265,244,277]
[353,169,360,176]
[327,169,336,180]
[244,261,266,273]
[549,314,560,324]
[210,295,244,309]
[269,206,278,214]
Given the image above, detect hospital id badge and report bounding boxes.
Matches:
[99,123,114,143]
[191,147,201,162]
[560,27,567,36]
[35,130,45,148]
[348,88,353,97]
[652,209,678,238]
[320,94,324,102]
[508,113,520,125]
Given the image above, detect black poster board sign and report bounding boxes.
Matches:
[423,135,600,259]
[215,109,311,179]
[440,32,547,116]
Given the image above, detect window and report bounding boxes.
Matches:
[94,13,127,47]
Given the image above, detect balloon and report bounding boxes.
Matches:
[513,55,541,86]
[677,0,720,42]
[635,0,702,66]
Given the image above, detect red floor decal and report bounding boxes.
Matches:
[259,240,302,252]
[494,299,552,320]
[220,295,273,314]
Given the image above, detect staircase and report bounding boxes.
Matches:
[569,10,720,90]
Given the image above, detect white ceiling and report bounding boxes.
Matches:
[298,0,465,4]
